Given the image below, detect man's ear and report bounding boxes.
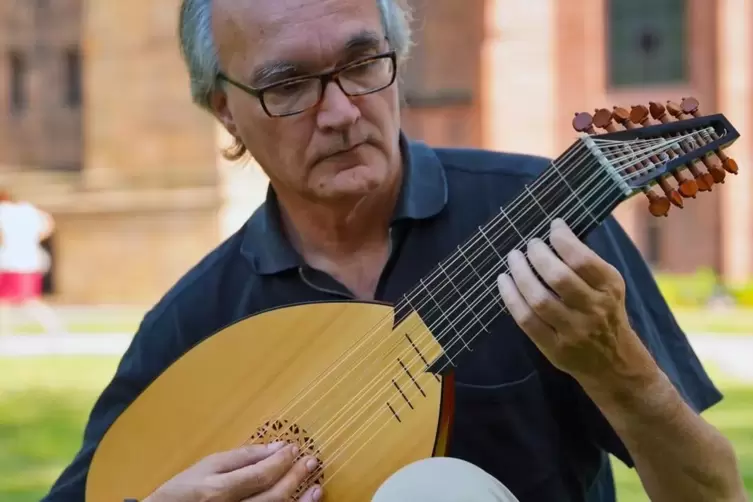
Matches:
[209,87,239,137]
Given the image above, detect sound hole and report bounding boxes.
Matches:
[253,418,325,493]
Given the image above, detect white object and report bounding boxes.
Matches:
[0,201,50,273]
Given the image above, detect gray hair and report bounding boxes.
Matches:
[178,0,414,112]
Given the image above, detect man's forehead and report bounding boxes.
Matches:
[214,0,384,64]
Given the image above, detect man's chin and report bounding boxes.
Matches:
[313,165,385,199]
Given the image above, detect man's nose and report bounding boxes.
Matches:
[316,81,361,131]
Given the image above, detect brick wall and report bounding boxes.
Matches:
[1,0,749,303]
[0,0,82,171]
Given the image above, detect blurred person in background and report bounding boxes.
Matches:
[0,187,65,336]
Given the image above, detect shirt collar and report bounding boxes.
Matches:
[241,132,448,275]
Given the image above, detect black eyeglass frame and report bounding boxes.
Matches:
[216,50,398,118]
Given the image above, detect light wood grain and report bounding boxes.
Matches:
[86,301,449,501]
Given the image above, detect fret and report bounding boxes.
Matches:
[437,262,489,334]
[499,207,525,241]
[550,163,599,226]
[418,277,475,353]
[454,243,499,330]
[457,245,488,283]
[409,139,629,371]
[524,185,551,221]
[477,226,506,264]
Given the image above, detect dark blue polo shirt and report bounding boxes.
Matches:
[43,135,722,502]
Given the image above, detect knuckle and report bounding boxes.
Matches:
[201,452,222,465]
[570,256,592,275]
[249,468,275,489]
[198,480,225,502]
[528,293,551,313]
[548,270,569,290]
[517,311,539,330]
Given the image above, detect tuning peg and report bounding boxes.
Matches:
[592,106,672,214]
[648,101,714,192]
[572,112,596,133]
[666,100,726,184]
[622,105,689,206]
[680,97,739,175]
[647,194,671,217]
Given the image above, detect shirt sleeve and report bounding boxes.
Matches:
[40,306,188,502]
[558,215,723,466]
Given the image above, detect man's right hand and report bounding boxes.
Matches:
[143,441,322,502]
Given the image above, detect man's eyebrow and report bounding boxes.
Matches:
[250,61,303,87]
[249,30,386,86]
[341,30,384,57]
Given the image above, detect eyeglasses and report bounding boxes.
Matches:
[217,51,397,118]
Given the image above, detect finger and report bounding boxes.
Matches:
[250,455,321,502]
[506,249,571,327]
[526,238,595,309]
[297,483,324,502]
[204,442,287,473]
[224,443,299,497]
[549,219,616,290]
[497,272,557,348]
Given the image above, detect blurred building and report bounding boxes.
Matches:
[0,0,751,304]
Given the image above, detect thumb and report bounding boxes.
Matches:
[204,441,288,473]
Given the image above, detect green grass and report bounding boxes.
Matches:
[0,356,751,501]
[0,356,120,502]
[673,308,753,335]
[6,306,753,336]
[11,321,139,335]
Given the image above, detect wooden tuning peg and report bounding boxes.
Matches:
[623,105,685,208]
[681,97,739,175]
[591,107,670,217]
[573,112,597,134]
[666,100,726,184]
[649,101,715,192]
[626,105,698,200]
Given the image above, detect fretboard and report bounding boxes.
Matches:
[401,137,631,374]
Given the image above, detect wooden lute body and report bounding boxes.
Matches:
[86,302,453,501]
[86,99,740,501]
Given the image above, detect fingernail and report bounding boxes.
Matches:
[267,441,285,450]
[312,486,322,501]
[305,457,319,471]
[291,445,300,456]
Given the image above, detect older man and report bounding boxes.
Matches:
[43,0,745,501]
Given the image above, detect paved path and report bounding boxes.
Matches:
[0,333,133,356]
[1,331,752,382]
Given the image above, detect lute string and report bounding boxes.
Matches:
[306,130,722,471]
[242,133,698,464]
[286,150,614,455]
[241,132,703,461]
[236,141,596,438]
[309,156,665,493]
[289,134,704,486]
[249,133,692,450]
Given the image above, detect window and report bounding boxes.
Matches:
[8,50,27,114]
[607,0,688,87]
[64,48,82,107]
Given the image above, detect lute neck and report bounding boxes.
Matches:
[402,137,632,374]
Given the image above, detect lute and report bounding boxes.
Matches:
[86,98,740,501]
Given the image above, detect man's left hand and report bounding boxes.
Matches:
[497,218,659,389]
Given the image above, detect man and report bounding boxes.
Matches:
[43,0,746,501]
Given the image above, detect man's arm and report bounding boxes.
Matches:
[498,217,746,502]
[581,349,743,501]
